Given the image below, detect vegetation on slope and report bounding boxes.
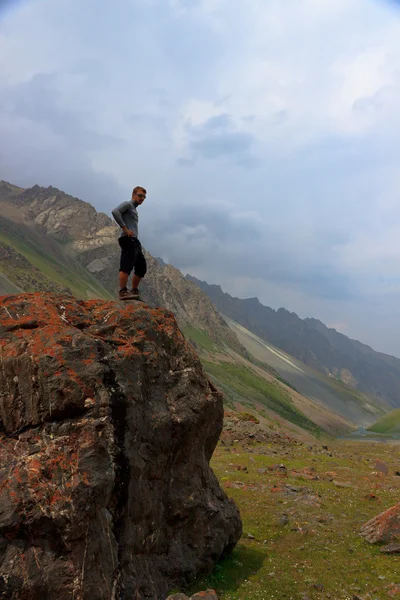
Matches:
[367,408,400,434]
[0,222,112,300]
[227,316,387,425]
[203,360,321,436]
[183,326,219,353]
[189,275,400,409]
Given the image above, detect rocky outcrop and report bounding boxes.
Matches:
[0,294,242,600]
[361,502,400,544]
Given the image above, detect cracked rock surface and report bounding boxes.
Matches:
[0,293,242,600]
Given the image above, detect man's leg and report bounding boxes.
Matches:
[131,274,141,290]
[119,271,129,290]
[130,251,147,297]
[118,237,136,298]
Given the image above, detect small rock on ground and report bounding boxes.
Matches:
[279,514,290,526]
[190,591,219,600]
[166,591,218,600]
[380,543,400,553]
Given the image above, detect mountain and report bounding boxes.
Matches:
[186,276,400,408]
[0,180,243,354]
[224,317,385,426]
[0,180,388,438]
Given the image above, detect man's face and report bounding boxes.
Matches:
[133,190,146,205]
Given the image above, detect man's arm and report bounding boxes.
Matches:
[112,201,134,237]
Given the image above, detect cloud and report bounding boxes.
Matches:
[0,0,26,17]
[0,71,127,206]
[179,113,258,166]
[3,0,400,353]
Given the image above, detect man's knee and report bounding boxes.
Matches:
[120,249,135,274]
[135,254,147,278]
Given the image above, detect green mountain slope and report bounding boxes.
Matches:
[183,324,355,438]
[367,409,400,434]
[224,317,387,426]
[0,217,112,299]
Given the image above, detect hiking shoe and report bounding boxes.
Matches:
[119,288,135,301]
[130,288,142,300]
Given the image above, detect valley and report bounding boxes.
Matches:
[186,436,400,600]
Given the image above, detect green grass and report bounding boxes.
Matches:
[183,326,220,353]
[367,408,400,434]
[203,361,321,436]
[185,438,400,599]
[247,355,299,393]
[0,229,112,300]
[318,373,385,415]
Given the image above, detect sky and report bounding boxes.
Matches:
[2,0,400,355]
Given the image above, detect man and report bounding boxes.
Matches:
[112,186,147,301]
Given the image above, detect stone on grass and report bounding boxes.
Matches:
[190,591,218,600]
[380,543,400,553]
[361,501,400,544]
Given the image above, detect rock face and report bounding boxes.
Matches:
[0,294,242,600]
[361,502,400,544]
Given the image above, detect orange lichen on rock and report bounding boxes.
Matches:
[361,501,400,543]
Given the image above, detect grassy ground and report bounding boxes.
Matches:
[187,438,400,600]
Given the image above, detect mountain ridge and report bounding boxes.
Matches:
[0,179,390,436]
[187,275,400,407]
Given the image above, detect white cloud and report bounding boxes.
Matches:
[3,0,400,352]
[171,0,400,150]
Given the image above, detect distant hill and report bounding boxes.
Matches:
[187,275,400,408]
[224,317,386,427]
[367,409,400,435]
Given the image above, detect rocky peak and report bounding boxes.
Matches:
[0,293,242,599]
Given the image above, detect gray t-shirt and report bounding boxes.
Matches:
[111,201,139,238]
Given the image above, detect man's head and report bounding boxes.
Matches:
[132,186,146,205]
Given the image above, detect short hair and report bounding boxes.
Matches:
[132,186,146,196]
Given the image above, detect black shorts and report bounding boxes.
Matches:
[118,236,147,278]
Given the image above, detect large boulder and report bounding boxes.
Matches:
[0,294,242,600]
[360,501,400,544]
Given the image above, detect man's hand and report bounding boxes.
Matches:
[123,227,134,238]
